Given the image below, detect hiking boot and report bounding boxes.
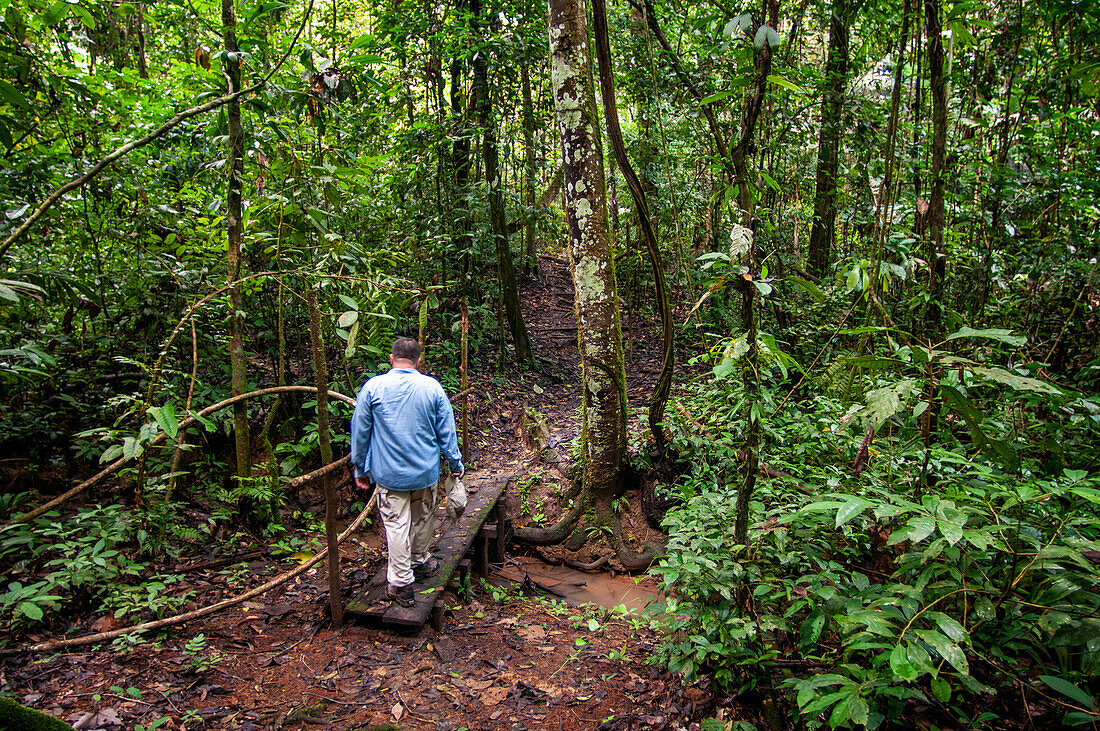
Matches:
[387,584,415,607]
[413,557,440,580]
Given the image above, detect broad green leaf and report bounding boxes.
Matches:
[937,515,964,545]
[337,310,358,328]
[753,25,769,50]
[946,326,1026,346]
[1039,675,1094,708]
[915,629,968,674]
[99,444,123,464]
[1064,712,1100,725]
[800,690,849,717]
[701,90,737,105]
[1051,619,1100,648]
[43,0,70,25]
[909,515,936,543]
[785,275,825,303]
[767,74,806,94]
[968,366,1060,395]
[147,405,179,441]
[890,643,919,681]
[344,320,359,359]
[927,611,968,642]
[858,379,920,429]
[0,80,30,110]
[765,26,780,49]
[931,676,951,702]
[19,601,43,620]
[338,294,359,311]
[947,19,977,46]
[835,498,870,529]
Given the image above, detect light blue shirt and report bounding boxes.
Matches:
[350,367,464,491]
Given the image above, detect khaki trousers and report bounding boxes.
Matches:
[377,484,438,587]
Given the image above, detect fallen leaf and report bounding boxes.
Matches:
[519,625,546,641]
[73,707,121,729]
[467,678,494,691]
[392,702,404,721]
[480,686,511,706]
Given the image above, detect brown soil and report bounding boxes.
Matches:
[0,258,739,730]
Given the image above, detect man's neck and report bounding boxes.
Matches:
[392,359,417,370]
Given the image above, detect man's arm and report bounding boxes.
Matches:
[349,383,374,487]
[433,388,464,479]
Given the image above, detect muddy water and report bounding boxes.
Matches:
[492,556,661,612]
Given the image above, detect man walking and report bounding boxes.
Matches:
[350,338,464,607]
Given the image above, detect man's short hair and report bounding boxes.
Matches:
[391,337,421,363]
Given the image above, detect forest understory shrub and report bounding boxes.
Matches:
[0,505,196,641]
[652,367,1100,728]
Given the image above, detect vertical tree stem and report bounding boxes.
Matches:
[308,290,343,628]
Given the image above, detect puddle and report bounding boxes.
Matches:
[491,556,660,612]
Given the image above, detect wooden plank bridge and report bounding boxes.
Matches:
[345,470,513,628]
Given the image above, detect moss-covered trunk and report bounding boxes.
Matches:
[548,0,627,498]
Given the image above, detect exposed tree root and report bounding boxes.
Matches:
[513,483,664,573]
[513,491,588,545]
[565,555,610,572]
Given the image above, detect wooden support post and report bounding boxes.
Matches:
[457,558,471,598]
[431,601,445,631]
[494,498,508,564]
[478,529,489,580]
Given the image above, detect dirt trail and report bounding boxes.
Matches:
[0,260,727,730]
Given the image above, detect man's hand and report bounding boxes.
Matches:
[455,468,465,481]
[355,476,372,491]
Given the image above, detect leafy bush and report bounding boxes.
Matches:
[653,366,1100,728]
[0,505,199,632]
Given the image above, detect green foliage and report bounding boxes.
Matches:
[0,696,74,730]
[655,360,1100,727]
[0,505,198,631]
[183,632,225,674]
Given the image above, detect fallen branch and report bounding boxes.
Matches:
[29,494,376,652]
[6,386,356,526]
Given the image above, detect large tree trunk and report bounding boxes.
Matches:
[924,0,947,331]
[472,0,533,366]
[223,0,251,485]
[590,0,674,457]
[807,0,850,277]
[549,0,627,505]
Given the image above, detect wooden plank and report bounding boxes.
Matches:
[345,472,511,626]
